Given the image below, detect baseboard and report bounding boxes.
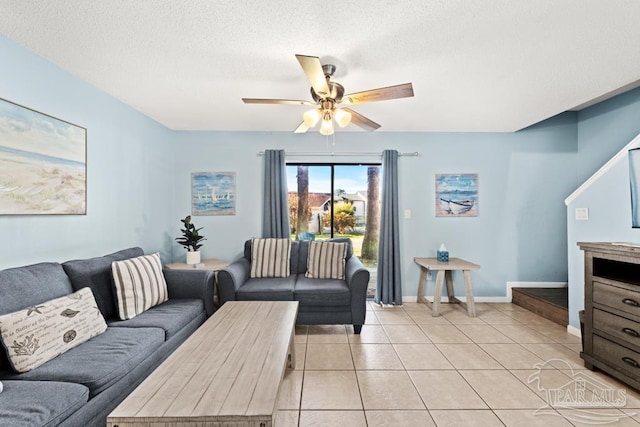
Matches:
[403,296,511,303]
[567,324,581,339]
[506,281,567,301]
[404,281,567,305]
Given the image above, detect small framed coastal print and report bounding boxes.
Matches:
[191,172,236,216]
[0,97,86,215]
[435,173,478,217]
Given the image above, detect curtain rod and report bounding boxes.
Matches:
[257,151,419,157]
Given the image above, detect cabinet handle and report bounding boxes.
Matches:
[622,298,640,307]
[622,356,640,368]
[623,327,640,338]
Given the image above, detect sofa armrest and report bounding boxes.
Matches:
[217,258,251,306]
[163,269,216,316]
[345,256,370,326]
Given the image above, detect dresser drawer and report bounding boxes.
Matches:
[593,335,640,378]
[594,281,640,317]
[593,308,640,348]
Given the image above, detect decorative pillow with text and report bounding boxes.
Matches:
[0,287,107,373]
[306,241,347,280]
[112,253,168,320]
[250,238,291,278]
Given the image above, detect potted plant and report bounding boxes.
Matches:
[175,215,206,264]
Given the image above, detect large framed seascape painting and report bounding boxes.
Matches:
[0,97,86,215]
[191,172,236,216]
[435,173,478,217]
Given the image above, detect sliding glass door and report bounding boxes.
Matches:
[286,163,380,297]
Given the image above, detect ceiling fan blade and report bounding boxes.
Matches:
[341,83,414,105]
[342,107,381,131]
[242,98,315,106]
[295,54,330,97]
[294,121,310,133]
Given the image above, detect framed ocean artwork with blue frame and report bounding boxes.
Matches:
[435,173,478,217]
[191,172,236,216]
[0,97,86,215]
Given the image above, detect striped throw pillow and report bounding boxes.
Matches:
[250,238,291,278]
[305,241,347,280]
[112,253,168,320]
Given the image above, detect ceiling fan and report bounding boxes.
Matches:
[242,54,414,135]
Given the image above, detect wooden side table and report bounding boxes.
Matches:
[414,257,480,317]
[165,258,229,272]
[165,258,229,307]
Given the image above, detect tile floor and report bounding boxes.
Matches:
[275,302,640,426]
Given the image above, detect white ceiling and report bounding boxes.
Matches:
[1,1,640,132]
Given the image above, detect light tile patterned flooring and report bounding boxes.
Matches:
[276,302,640,426]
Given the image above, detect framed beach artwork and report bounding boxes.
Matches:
[0,97,86,215]
[435,173,478,217]
[191,172,236,216]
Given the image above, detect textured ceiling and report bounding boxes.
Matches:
[1,1,640,132]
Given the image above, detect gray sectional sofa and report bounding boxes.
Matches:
[218,238,370,333]
[0,247,215,427]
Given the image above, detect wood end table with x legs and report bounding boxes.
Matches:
[414,257,480,317]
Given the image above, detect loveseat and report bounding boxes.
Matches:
[218,238,370,333]
[0,247,215,427]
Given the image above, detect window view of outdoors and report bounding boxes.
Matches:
[286,164,380,298]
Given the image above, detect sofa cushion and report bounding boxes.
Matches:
[249,238,291,278]
[0,380,89,427]
[107,299,204,340]
[296,239,352,274]
[1,326,164,397]
[112,253,168,320]
[305,241,347,280]
[0,263,74,317]
[294,276,351,307]
[236,276,296,301]
[244,239,300,275]
[62,247,144,320]
[0,287,107,373]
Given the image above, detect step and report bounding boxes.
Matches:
[512,287,568,326]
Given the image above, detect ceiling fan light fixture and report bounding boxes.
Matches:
[303,108,322,127]
[334,108,352,128]
[319,114,334,136]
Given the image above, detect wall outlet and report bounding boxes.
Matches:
[427,271,432,280]
[404,209,412,219]
[575,207,589,221]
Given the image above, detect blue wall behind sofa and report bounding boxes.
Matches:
[0,34,176,268]
[172,117,578,299]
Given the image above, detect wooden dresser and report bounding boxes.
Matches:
[579,242,640,390]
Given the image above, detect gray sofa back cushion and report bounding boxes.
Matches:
[62,247,144,320]
[0,262,74,370]
[244,238,353,275]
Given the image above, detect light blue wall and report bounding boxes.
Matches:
[173,114,578,298]
[566,87,640,328]
[0,35,176,269]
[1,33,584,302]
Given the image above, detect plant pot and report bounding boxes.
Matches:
[186,251,201,265]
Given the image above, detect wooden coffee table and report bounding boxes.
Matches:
[107,301,298,427]
[414,257,480,317]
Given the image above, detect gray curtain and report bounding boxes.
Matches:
[263,149,291,238]
[376,149,402,305]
